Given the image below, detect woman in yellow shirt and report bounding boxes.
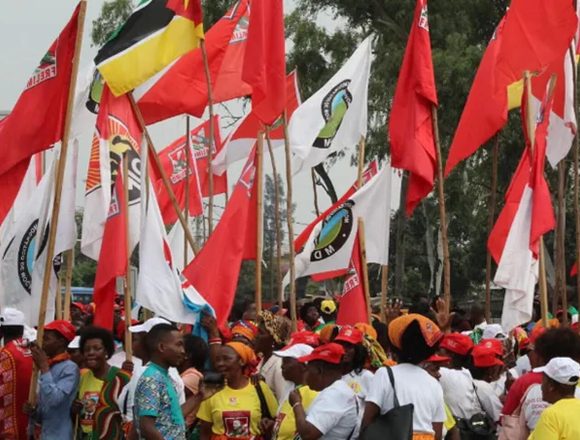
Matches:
[198,342,278,440]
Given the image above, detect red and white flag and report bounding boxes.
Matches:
[0,4,81,223]
[336,237,368,325]
[182,149,259,325]
[490,83,556,331]
[213,72,301,175]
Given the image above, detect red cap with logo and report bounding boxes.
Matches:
[44,320,77,342]
[334,325,364,345]
[425,354,451,364]
[440,333,474,356]
[478,339,503,356]
[472,345,504,368]
[289,331,320,348]
[298,342,345,365]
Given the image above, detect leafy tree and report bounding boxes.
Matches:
[91,0,133,46]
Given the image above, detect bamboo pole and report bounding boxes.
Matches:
[311,169,320,217]
[184,116,191,266]
[127,94,199,254]
[574,50,580,316]
[265,130,283,306]
[357,137,366,186]
[380,265,389,322]
[63,249,74,321]
[485,136,500,322]
[122,154,133,361]
[432,105,451,311]
[29,1,86,405]
[358,218,373,324]
[255,133,264,311]
[282,113,297,328]
[200,41,215,234]
[557,161,568,325]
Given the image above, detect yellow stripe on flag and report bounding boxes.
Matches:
[99,18,204,96]
[507,79,524,110]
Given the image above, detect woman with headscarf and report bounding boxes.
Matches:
[254,311,292,400]
[362,314,446,440]
[198,342,278,440]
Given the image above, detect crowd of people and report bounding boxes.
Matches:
[1,297,580,440]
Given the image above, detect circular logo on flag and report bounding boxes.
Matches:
[314,80,353,150]
[15,219,49,294]
[310,200,354,262]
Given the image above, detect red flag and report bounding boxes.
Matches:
[136,0,251,124]
[336,237,369,325]
[93,172,127,330]
[0,4,80,223]
[182,149,258,325]
[241,0,286,125]
[389,0,438,216]
[154,116,226,225]
[445,0,577,175]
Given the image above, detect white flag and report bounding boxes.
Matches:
[289,37,372,174]
[285,165,392,286]
[494,186,538,332]
[167,222,195,272]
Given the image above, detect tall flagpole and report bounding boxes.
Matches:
[265,130,283,306]
[122,153,133,361]
[556,161,568,324]
[432,105,452,311]
[29,0,86,405]
[282,113,297,328]
[184,116,191,265]
[485,136,500,322]
[255,132,264,311]
[200,41,215,234]
[128,94,199,254]
[573,43,580,317]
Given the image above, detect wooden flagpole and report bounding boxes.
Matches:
[255,132,264,311]
[485,136,500,322]
[574,46,580,318]
[380,265,389,322]
[128,94,199,255]
[357,218,373,324]
[122,153,133,361]
[282,113,297,328]
[29,0,86,405]
[357,137,366,186]
[63,249,74,321]
[200,41,215,234]
[265,130,284,306]
[432,105,452,311]
[556,161,568,325]
[184,116,191,266]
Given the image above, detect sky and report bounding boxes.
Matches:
[0,0,399,238]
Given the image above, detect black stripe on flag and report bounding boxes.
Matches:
[95,0,174,65]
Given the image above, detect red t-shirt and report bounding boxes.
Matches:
[502,371,543,415]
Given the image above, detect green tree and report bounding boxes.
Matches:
[91,0,133,46]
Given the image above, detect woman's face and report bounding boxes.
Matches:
[305,307,319,326]
[82,338,108,371]
[305,362,325,391]
[281,357,304,383]
[215,346,244,378]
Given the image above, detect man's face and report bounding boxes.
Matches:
[160,330,185,368]
[42,330,63,358]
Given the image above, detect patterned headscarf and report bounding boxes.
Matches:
[226,342,259,376]
[388,314,442,350]
[258,310,292,346]
[231,320,259,343]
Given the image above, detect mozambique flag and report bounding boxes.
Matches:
[95,0,204,96]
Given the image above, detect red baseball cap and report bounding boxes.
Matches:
[44,320,76,342]
[472,345,504,368]
[440,333,474,356]
[298,342,345,365]
[478,339,503,356]
[334,325,364,345]
[289,331,320,348]
[71,302,85,312]
[425,354,451,364]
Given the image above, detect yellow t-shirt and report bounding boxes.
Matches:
[78,369,104,434]
[197,380,278,437]
[528,398,580,440]
[272,385,318,440]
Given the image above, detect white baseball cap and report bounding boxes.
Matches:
[274,343,314,359]
[129,317,171,334]
[482,324,507,340]
[0,308,26,326]
[538,357,580,385]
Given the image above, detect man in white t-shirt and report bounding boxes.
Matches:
[289,343,359,440]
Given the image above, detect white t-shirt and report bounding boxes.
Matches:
[342,369,374,400]
[474,379,502,422]
[521,384,580,430]
[306,379,359,440]
[439,367,483,419]
[366,364,445,434]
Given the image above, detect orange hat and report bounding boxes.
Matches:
[225,342,258,375]
[319,323,337,344]
[440,333,474,356]
[44,320,76,342]
[231,320,259,342]
[354,322,378,340]
[335,325,364,345]
[289,331,320,347]
[478,339,504,356]
[298,342,345,365]
[388,314,442,350]
[472,345,504,368]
